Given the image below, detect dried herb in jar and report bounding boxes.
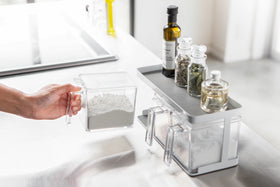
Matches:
[188,45,207,97]
[188,63,206,97]
[175,55,191,87]
[175,37,192,87]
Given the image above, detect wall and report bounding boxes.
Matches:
[271,0,280,60]
[224,0,255,62]
[135,0,214,58]
[210,0,230,60]
[251,0,275,60]
[135,0,277,63]
[211,0,276,62]
[114,0,130,34]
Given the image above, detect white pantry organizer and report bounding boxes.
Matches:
[137,65,242,176]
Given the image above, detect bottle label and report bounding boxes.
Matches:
[162,40,176,69]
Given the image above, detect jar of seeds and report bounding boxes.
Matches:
[174,37,192,87]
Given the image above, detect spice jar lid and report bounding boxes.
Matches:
[191,45,207,58]
[179,37,192,50]
[210,70,221,81]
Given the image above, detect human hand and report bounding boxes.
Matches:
[28,84,81,120]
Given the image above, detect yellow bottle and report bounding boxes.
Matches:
[105,0,116,37]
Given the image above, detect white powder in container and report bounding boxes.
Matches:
[87,94,134,130]
[174,125,238,169]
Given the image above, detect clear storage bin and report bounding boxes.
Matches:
[137,64,242,176]
[67,72,137,131]
[164,115,241,175]
[143,94,241,176]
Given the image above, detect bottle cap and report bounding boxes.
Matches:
[167,5,178,15]
[179,37,192,50]
[211,70,221,80]
[191,45,207,58]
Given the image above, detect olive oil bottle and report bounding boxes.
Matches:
[162,5,181,77]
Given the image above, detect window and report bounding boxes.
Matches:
[271,0,280,61]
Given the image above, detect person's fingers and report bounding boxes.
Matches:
[71,106,81,111]
[73,95,81,100]
[55,84,81,95]
[71,99,81,107]
[71,106,81,114]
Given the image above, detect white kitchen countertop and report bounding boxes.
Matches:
[0,3,280,186]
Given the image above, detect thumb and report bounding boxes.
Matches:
[56,84,81,95]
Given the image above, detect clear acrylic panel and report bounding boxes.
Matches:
[85,87,136,131]
[189,120,224,170]
[79,72,135,90]
[172,126,190,169]
[228,116,241,159]
[68,72,137,132]
[154,109,173,145]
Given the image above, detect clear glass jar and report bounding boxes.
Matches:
[174,37,192,87]
[188,45,207,97]
[201,70,229,113]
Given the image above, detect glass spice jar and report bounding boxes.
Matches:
[174,37,192,87]
[188,45,207,97]
[201,70,229,113]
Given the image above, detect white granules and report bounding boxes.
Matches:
[87,94,134,130]
[175,125,238,169]
[88,94,134,116]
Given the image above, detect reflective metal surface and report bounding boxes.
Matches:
[192,124,280,187]
[138,115,280,187]
[0,3,117,77]
[0,23,279,186]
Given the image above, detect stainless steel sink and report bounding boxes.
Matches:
[0,3,118,77]
[0,136,135,187]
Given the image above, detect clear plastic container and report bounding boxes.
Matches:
[67,72,137,131]
[165,120,224,170]
[145,106,173,146]
[144,94,241,176]
[138,64,242,176]
[164,116,241,174]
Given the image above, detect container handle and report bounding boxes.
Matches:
[65,77,84,125]
[145,106,173,146]
[164,124,183,166]
[145,107,157,146]
[65,90,84,125]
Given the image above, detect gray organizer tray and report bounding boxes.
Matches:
[137,64,242,124]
